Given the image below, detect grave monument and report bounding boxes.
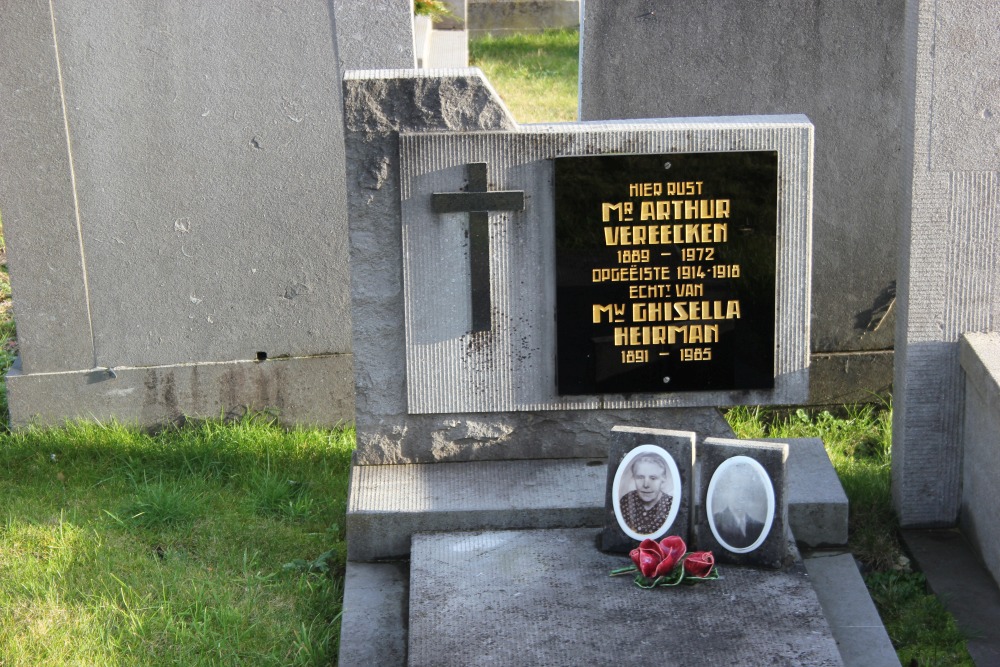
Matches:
[339,66,894,665]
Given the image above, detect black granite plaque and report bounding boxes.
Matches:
[555,151,778,395]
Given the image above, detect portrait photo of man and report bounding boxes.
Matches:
[708,458,773,551]
[618,452,674,536]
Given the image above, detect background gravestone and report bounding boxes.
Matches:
[580,0,905,405]
[894,0,1000,527]
[0,1,413,427]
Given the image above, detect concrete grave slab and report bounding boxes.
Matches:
[601,427,695,552]
[346,457,608,561]
[346,436,847,561]
[902,529,1000,666]
[5,354,352,429]
[408,528,843,666]
[959,332,1000,585]
[337,561,409,667]
[774,437,848,548]
[695,438,791,568]
[802,552,900,667]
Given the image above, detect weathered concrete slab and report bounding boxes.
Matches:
[902,529,1000,667]
[0,1,95,374]
[347,437,847,560]
[5,354,353,429]
[337,562,408,667]
[774,437,849,548]
[959,332,1000,587]
[803,552,900,667]
[409,528,843,666]
[347,458,606,560]
[468,0,579,35]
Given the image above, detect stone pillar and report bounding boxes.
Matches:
[894,0,1000,526]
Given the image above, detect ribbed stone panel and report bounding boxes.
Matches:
[894,0,1000,526]
[400,118,813,414]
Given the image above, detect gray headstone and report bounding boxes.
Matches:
[343,68,813,464]
[893,0,1000,526]
[695,437,791,568]
[580,0,905,404]
[0,2,413,427]
[601,426,695,552]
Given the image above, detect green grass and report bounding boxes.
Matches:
[470,29,579,123]
[0,417,353,665]
[727,404,974,665]
[0,29,979,666]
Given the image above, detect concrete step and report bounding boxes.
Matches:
[346,437,848,560]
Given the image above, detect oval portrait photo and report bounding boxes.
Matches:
[706,455,776,553]
[612,444,682,541]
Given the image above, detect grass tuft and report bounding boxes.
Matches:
[866,571,974,666]
[727,402,974,664]
[0,417,354,664]
[470,29,579,123]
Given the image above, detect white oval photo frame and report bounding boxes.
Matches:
[706,455,776,554]
[612,444,682,542]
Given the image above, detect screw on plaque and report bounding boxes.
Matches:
[663,377,671,384]
[664,162,672,170]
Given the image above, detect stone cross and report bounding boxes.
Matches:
[431,162,524,332]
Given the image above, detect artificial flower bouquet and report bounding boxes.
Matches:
[611,536,719,589]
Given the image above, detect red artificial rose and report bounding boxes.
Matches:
[630,536,687,578]
[683,551,715,578]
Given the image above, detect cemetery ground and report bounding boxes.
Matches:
[0,31,973,667]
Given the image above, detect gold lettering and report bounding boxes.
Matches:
[602,202,623,222]
[593,304,615,324]
[684,200,698,220]
[655,201,671,221]
[640,201,655,221]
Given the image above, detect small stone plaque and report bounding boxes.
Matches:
[555,151,778,395]
[601,426,695,553]
[694,437,790,568]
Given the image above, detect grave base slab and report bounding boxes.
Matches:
[408,528,843,666]
[338,538,898,667]
[347,438,847,560]
[5,354,353,429]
